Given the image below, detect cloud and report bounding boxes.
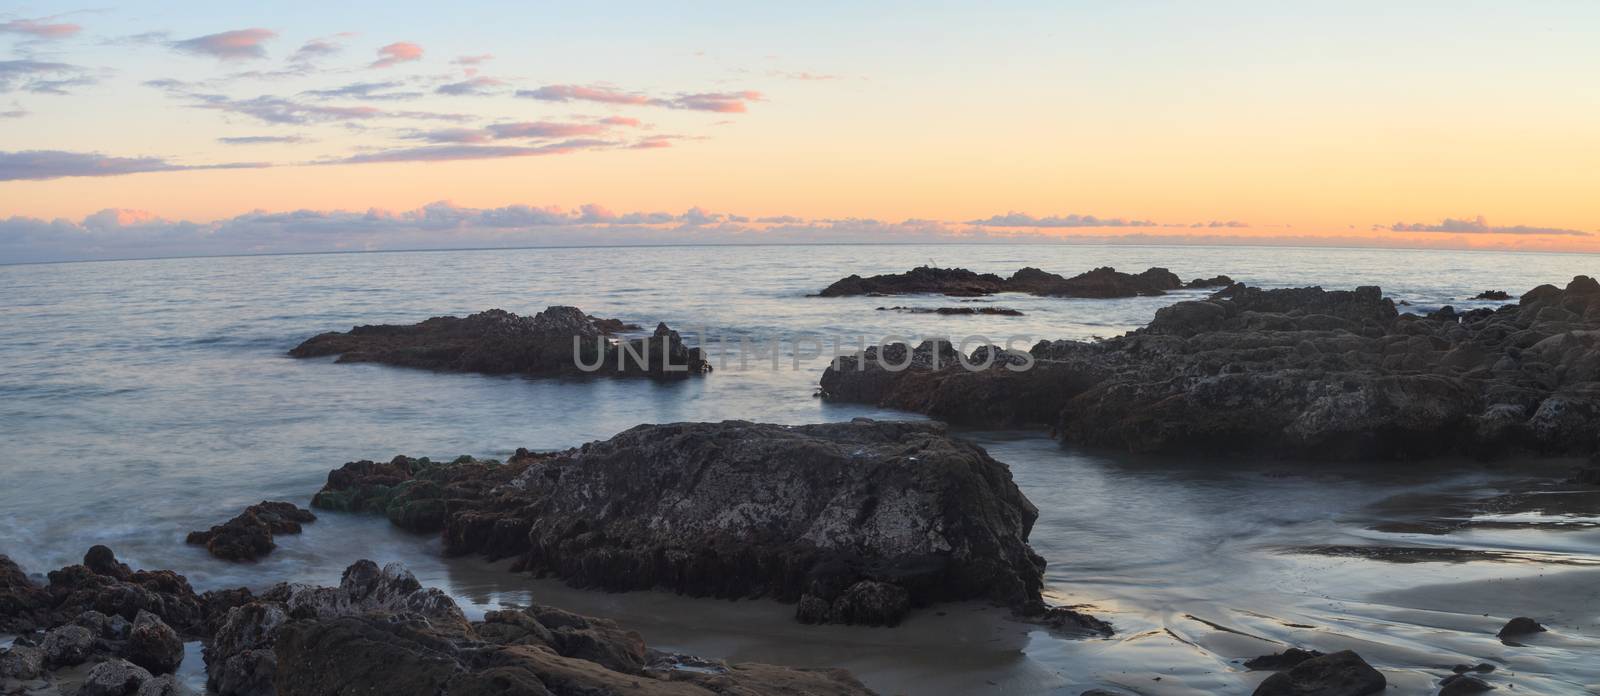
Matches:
[1389,215,1591,237]
[435,76,506,96]
[330,139,613,165]
[452,54,493,66]
[516,84,762,112]
[1,105,26,119]
[0,149,266,181]
[168,90,466,125]
[485,121,607,138]
[966,212,1159,228]
[8,202,1596,265]
[291,38,343,64]
[516,84,649,105]
[667,91,762,113]
[0,17,83,39]
[0,59,94,94]
[218,135,308,145]
[404,120,615,144]
[371,42,423,68]
[301,81,420,100]
[599,116,642,127]
[170,28,278,60]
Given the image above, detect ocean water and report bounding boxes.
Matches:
[2,244,1598,694]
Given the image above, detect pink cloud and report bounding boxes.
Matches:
[630,138,672,149]
[371,42,424,68]
[453,54,494,65]
[668,91,762,113]
[0,18,83,39]
[600,116,642,127]
[170,28,278,61]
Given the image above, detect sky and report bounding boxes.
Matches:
[2,1,1599,263]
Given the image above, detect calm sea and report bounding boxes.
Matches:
[2,244,1597,694]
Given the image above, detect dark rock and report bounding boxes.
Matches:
[875,305,1025,316]
[1187,274,1236,288]
[0,643,45,679]
[316,419,1064,627]
[1244,648,1324,670]
[822,277,1600,460]
[44,547,206,635]
[1439,674,1495,694]
[1450,663,1495,674]
[42,623,95,666]
[820,265,1200,298]
[818,266,1007,297]
[77,658,155,696]
[0,554,51,632]
[1027,606,1114,636]
[203,560,874,696]
[290,306,709,379]
[186,501,317,562]
[794,581,912,627]
[1473,290,1511,301]
[1250,650,1386,696]
[126,611,183,674]
[1495,616,1546,638]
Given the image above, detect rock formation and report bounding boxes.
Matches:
[822,277,1600,460]
[876,306,1025,316]
[290,306,709,378]
[187,501,317,562]
[817,265,1226,299]
[1,550,875,696]
[313,419,1059,627]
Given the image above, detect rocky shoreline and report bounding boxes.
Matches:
[1,548,874,695]
[817,265,1233,298]
[821,276,1600,461]
[289,306,709,378]
[309,419,1071,630]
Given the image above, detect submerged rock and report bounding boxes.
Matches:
[1495,616,1546,639]
[1439,674,1496,694]
[1473,290,1512,301]
[315,419,1062,627]
[186,501,317,562]
[1244,648,1324,671]
[289,306,710,379]
[875,305,1025,316]
[1251,650,1385,696]
[823,277,1600,460]
[819,265,1200,298]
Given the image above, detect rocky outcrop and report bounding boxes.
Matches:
[314,419,1057,627]
[876,306,1025,316]
[290,306,709,379]
[205,559,874,696]
[1245,648,1324,671]
[818,265,1217,299]
[187,501,317,562]
[1473,290,1511,301]
[1251,650,1386,696]
[822,277,1600,460]
[0,548,204,693]
[0,554,50,632]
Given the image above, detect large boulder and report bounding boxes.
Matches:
[289,306,708,378]
[1251,650,1386,696]
[823,278,1600,460]
[0,554,51,632]
[314,419,1055,626]
[43,546,206,635]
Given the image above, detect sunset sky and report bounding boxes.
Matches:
[3,1,1598,262]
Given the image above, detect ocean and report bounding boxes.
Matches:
[2,244,1597,694]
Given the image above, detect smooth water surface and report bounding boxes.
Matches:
[2,244,1597,694]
